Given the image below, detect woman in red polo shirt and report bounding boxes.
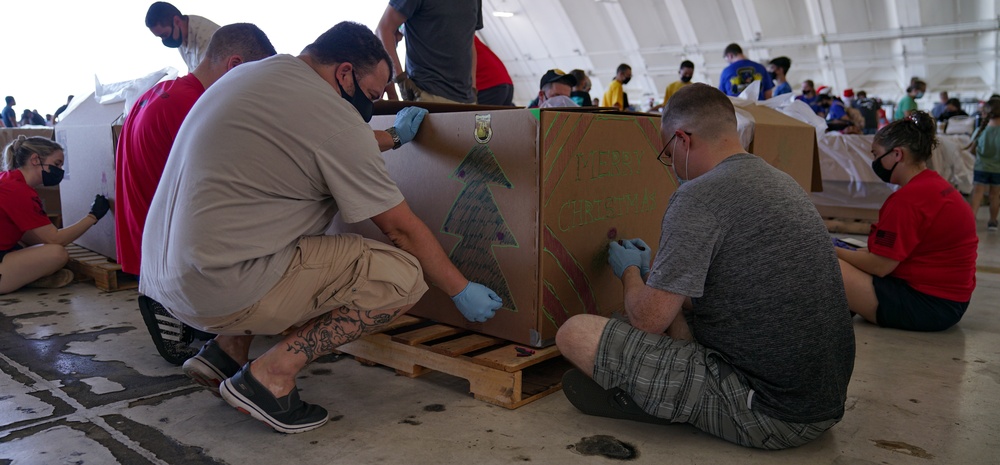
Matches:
[1,136,109,294]
[836,111,978,331]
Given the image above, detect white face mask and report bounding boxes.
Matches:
[670,135,691,185]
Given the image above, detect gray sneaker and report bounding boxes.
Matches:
[182,339,241,396]
[220,363,329,434]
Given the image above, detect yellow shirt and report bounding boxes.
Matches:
[603,80,625,109]
[663,80,690,104]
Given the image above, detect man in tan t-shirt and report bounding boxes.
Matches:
[141,21,502,434]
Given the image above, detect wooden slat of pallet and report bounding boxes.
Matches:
[337,317,566,409]
[65,244,138,292]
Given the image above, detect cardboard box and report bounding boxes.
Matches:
[739,104,823,193]
[54,93,124,259]
[0,128,60,218]
[330,102,820,346]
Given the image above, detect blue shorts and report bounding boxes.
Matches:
[973,170,1000,186]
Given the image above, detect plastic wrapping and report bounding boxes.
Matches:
[94,67,179,118]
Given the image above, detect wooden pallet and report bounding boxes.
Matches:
[824,217,874,235]
[337,315,571,409]
[65,244,138,292]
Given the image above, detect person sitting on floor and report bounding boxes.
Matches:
[0,136,110,294]
[555,83,855,450]
[836,111,978,331]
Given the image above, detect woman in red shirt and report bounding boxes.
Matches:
[0,136,109,294]
[836,112,978,331]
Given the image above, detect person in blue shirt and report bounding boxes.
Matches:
[797,80,823,115]
[718,43,773,100]
[768,57,792,96]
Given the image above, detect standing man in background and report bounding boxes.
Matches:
[603,63,632,111]
[145,2,221,73]
[719,43,773,100]
[377,0,482,104]
[474,36,514,106]
[652,60,694,111]
[2,97,18,128]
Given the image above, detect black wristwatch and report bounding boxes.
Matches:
[385,127,402,150]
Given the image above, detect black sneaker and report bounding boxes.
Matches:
[989,220,998,232]
[220,363,329,434]
[137,295,198,366]
[182,339,242,396]
[561,369,672,425]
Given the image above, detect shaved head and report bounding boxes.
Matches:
[661,83,737,138]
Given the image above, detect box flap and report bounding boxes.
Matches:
[56,92,124,127]
[740,104,823,192]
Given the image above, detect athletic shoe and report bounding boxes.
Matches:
[182,339,241,396]
[988,220,998,232]
[26,269,75,289]
[220,363,329,434]
[561,369,672,425]
[138,295,198,366]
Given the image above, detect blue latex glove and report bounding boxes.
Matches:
[624,238,651,276]
[608,241,643,279]
[393,106,429,145]
[452,282,503,323]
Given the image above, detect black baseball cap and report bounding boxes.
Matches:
[539,69,577,89]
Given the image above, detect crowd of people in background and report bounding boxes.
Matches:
[1,95,76,128]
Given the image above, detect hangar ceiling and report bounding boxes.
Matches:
[476,0,1000,107]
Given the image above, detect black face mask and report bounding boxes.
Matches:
[680,75,692,83]
[41,164,64,186]
[871,148,898,183]
[621,76,631,85]
[768,71,777,80]
[337,70,373,123]
[162,24,182,48]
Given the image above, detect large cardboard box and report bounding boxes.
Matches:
[331,102,820,347]
[1,128,60,220]
[54,93,124,259]
[739,104,823,193]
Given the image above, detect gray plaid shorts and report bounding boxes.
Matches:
[593,318,841,449]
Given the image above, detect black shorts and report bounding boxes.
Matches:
[0,245,22,263]
[873,275,968,331]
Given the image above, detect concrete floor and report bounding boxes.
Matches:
[1,216,998,464]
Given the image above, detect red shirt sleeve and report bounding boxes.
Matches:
[868,195,921,262]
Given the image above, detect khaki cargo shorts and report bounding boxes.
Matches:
[189,234,428,335]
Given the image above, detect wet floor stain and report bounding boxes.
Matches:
[513,455,531,461]
[0,298,21,306]
[399,415,421,426]
[570,435,638,460]
[331,415,344,422]
[310,368,333,376]
[423,404,446,412]
[872,440,934,459]
[909,399,920,403]
[57,299,71,304]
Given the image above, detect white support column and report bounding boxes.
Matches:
[887,0,927,90]
[804,0,849,93]
[601,1,658,100]
[730,0,769,61]
[663,0,707,83]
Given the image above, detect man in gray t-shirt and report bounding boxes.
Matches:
[377,0,482,104]
[556,83,855,450]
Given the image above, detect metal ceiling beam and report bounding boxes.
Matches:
[600,1,658,100]
[730,0,769,61]
[804,0,849,92]
[662,0,707,84]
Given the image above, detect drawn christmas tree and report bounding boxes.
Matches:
[441,144,518,311]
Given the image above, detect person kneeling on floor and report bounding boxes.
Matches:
[555,83,856,450]
[140,21,502,434]
[836,111,978,331]
[0,136,109,294]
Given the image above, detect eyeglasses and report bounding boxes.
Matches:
[657,131,691,166]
